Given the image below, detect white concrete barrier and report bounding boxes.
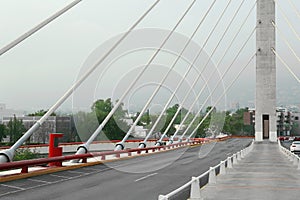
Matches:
[220,161,226,175]
[158,140,255,200]
[190,177,201,200]
[208,167,216,184]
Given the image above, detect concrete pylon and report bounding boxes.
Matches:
[208,167,216,184]
[227,157,233,168]
[255,0,277,142]
[233,154,238,165]
[241,149,245,158]
[190,177,202,200]
[220,161,226,175]
[237,151,242,161]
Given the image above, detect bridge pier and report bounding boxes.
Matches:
[255,0,277,142]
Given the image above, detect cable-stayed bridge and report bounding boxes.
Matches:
[0,0,300,199]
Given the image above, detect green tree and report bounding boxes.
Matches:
[92,98,129,140]
[194,107,213,138]
[13,148,40,161]
[7,115,26,144]
[132,110,151,126]
[27,109,56,116]
[195,115,210,138]
[160,104,188,136]
[0,124,7,142]
[140,109,151,125]
[221,108,254,136]
[131,112,143,126]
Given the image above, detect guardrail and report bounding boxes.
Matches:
[278,139,300,170]
[0,141,203,175]
[158,140,255,200]
[0,139,179,150]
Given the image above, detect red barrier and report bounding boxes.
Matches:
[48,133,63,167]
[0,141,202,174]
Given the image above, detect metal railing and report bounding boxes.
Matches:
[0,141,204,175]
[278,139,300,170]
[158,139,255,200]
[0,139,174,150]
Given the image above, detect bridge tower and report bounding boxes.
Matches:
[255,0,277,142]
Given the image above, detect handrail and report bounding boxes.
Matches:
[165,170,210,198]
[159,139,255,199]
[0,139,175,150]
[0,141,203,174]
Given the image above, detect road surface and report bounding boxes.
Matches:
[0,138,251,200]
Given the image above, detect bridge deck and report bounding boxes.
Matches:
[201,142,300,200]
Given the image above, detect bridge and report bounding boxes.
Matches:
[0,0,300,199]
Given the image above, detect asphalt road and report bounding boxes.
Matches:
[0,138,251,200]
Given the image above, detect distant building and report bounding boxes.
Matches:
[243,108,255,125]
[0,103,24,123]
[122,118,147,138]
[292,112,300,136]
[174,124,186,132]
[2,116,73,144]
[131,126,147,138]
[244,107,296,137]
[55,116,75,142]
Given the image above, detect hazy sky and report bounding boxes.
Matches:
[0,0,299,113]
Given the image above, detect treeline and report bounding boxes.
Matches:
[0,115,26,145]
[0,98,253,145]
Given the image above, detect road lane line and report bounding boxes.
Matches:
[49,174,69,179]
[28,178,52,184]
[67,170,88,174]
[134,173,158,182]
[1,184,25,190]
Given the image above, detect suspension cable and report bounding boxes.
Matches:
[271,21,300,64]
[172,0,247,140]
[274,0,300,41]
[0,0,161,162]
[155,0,235,144]
[136,0,218,148]
[287,0,300,19]
[74,0,198,153]
[115,0,219,148]
[272,48,300,84]
[188,52,256,139]
[159,1,257,144]
[176,26,256,141]
[0,0,82,56]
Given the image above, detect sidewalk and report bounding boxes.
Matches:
[201,141,300,200]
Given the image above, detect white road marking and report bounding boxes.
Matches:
[67,170,88,174]
[28,178,52,184]
[0,167,107,198]
[134,173,158,182]
[1,184,25,190]
[49,174,69,179]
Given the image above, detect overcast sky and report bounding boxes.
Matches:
[0,0,299,113]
